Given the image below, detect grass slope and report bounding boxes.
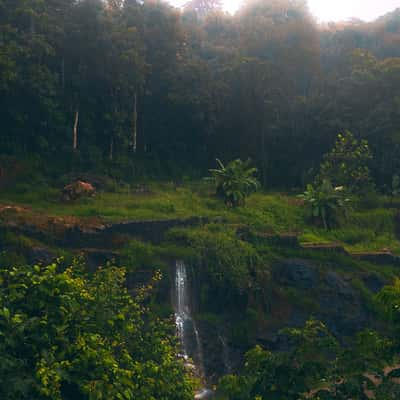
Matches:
[0,181,399,254]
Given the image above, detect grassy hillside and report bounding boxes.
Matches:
[1,181,399,254]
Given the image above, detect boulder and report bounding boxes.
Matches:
[62,173,114,190]
[317,271,368,336]
[273,259,318,290]
[28,247,56,265]
[61,181,95,202]
[363,273,385,293]
[324,271,354,298]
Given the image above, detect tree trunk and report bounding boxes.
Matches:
[109,136,114,161]
[73,110,79,151]
[61,58,65,90]
[132,92,137,153]
[30,14,35,35]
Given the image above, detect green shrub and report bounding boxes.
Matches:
[317,131,374,193]
[218,320,395,400]
[120,240,165,272]
[169,225,261,306]
[299,179,351,230]
[208,159,260,207]
[0,261,193,399]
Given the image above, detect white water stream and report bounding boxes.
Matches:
[173,260,213,399]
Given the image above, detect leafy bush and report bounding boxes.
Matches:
[318,131,374,193]
[217,320,396,400]
[120,239,166,272]
[168,225,261,307]
[377,278,400,323]
[218,320,339,400]
[0,261,193,400]
[299,179,351,230]
[390,174,400,200]
[208,159,260,207]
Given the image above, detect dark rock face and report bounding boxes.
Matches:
[363,273,385,293]
[81,249,119,272]
[61,217,209,247]
[197,320,237,382]
[324,272,353,297]
[273,259,318,290]
[318,271,367,337]
[102,216,209,244]
[28,247,56,265]
[352,252,400,266]
[272,259,371,338]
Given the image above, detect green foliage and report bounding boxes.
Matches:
[169,225,260,300]
[218,320,339,400]
[299,179,351,230]
[218,319,397,400]
[391,174,400,197]
[1,0,400,188]
[318,131,373,194]
[0,261,194,399]
[208,159,260,207]
[120,240,165,273]
[218,278,400,399]
[377,278,400,323]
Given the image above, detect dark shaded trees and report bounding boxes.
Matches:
[1,0,400,187]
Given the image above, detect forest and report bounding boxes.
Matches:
[1,0,400,187]
[1,0,400,399]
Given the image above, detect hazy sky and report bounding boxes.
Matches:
[307,0,399,22]
[172,0,399,22]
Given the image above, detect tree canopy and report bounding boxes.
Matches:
[0,261,193,400]
[1,0,400,186]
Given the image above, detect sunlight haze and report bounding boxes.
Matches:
[172,0,399,21]
[307,0,399,22]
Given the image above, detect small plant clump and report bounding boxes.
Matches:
[208,159,260,207]
[299,179,351,230]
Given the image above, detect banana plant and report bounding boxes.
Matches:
[208,158,260,207]
[299,179,351,230]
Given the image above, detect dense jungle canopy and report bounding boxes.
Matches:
[1,0,400,186]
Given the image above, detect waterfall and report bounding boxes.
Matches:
[173,260,213,399]
[174,260,189,360]
[173,260,205,371]
[218,334,233,374]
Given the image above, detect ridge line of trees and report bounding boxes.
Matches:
[1,0,400,186]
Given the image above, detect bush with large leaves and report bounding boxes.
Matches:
[299,179,351,230]
[0,262,193,400]
[208,159,260,207]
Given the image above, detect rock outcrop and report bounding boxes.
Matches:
[61,181,95,202]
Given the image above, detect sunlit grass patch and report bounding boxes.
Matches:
[1,181,400,255]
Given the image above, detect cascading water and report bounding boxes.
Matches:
[218,334,233,374]
[173,260,213,399]
[173,260,204,370]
